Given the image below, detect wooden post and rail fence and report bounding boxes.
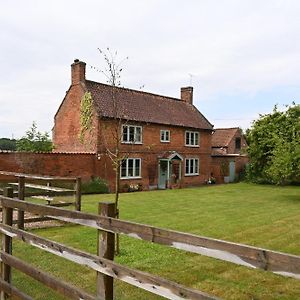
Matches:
[0,171,81,229]
[0,188,299,299]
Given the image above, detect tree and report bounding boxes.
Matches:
[16,122,53,152]
[246,103,300,184]
[82,48,129,253]
[0,138,17,151]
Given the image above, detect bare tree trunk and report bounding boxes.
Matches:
[115,166,120,255]
[115,150,120,255]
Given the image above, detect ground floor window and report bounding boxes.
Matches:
[121,158,141,179]
[185,158,199,176]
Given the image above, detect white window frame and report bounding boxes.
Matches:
[122,125,143,144]
[185,131,199,147]
[160,130,170,143]
[120,158,142,179]
[185,158,199,176]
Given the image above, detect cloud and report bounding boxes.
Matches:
[1,0,300,137]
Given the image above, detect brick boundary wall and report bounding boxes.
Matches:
[0,152,98,182]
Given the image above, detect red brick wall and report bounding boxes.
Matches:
[53,84,98,153]
[0,152,98,182]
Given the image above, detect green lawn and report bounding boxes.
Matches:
[10,183,300,299]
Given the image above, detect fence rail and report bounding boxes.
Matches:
[0,190,299,299]
[0,171,81,229]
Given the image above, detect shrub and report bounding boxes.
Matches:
[81,177,109,194]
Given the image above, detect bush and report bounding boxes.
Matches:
[81,177,109,194]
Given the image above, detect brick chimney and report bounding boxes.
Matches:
[180,87,193,104]
[71,59,86,85]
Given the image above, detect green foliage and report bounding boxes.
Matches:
[79,92,93,143]
[247,103,300,184]
[0,138,16,151]
[81,177,109,194]
[16,122,53,152]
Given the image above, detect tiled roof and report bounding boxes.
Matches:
[212,128,239,147]
[85,80,213,130]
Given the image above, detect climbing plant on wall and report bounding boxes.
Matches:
[79,92,93,143]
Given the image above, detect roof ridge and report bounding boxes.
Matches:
[214,127,240,130]
[85,79,183,103]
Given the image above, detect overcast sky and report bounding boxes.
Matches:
[1,0,300,138]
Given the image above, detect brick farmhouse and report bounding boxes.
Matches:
[53,60,215,191]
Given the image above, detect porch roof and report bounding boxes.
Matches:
[158,151,183,161]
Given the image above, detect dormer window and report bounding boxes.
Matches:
[185,131,199,147]
[122,125,142,144]
[160,130,170,143]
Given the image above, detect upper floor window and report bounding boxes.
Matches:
[185,131,199,147]
[160,130,170,143]
[185,158,199,176]
[235,137,241,150]
[122,125,142,144]
[120,158,141,179]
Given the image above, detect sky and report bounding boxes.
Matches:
[1,0,300,138]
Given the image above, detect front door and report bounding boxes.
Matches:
[158,160,168,189]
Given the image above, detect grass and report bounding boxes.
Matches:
[8,183,300,299]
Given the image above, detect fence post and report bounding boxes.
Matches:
[1,188,13,300]
[17,176,25,229]
[75,177,81,211]
[96,202,115,300]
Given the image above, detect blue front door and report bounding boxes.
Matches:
[158,161,168,189]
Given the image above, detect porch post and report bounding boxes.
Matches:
[167,160,170,188]
[179,161,182,180]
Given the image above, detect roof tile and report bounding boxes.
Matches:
[85,80,213,130]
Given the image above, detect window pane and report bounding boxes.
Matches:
[185,159,189,174]
[121,160,127,177]
[186,132,190,145]
[129,126,135,142]
[135,159,140,176]
[190,160,194,173]
[165,131,169,141]
[195,133,199,145]
[195,159,199,173]
[127,159,134,176]
[135,127,141,142]
[235,137,241,149]
[122,126,128,142]
[160,131,164,141]
[190,133,194,145]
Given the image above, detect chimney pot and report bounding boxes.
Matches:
[180,86,193,104]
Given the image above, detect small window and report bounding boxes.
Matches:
[185,158,199,176]
[122,125,142,144]
[185,131,199,146]
[120,158,141,179]
[235,137,241,150]
[160,130,170,142]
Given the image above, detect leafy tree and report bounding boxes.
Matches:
[0,138,17,151]
[16,122,53,152]
[247,103,300,184]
